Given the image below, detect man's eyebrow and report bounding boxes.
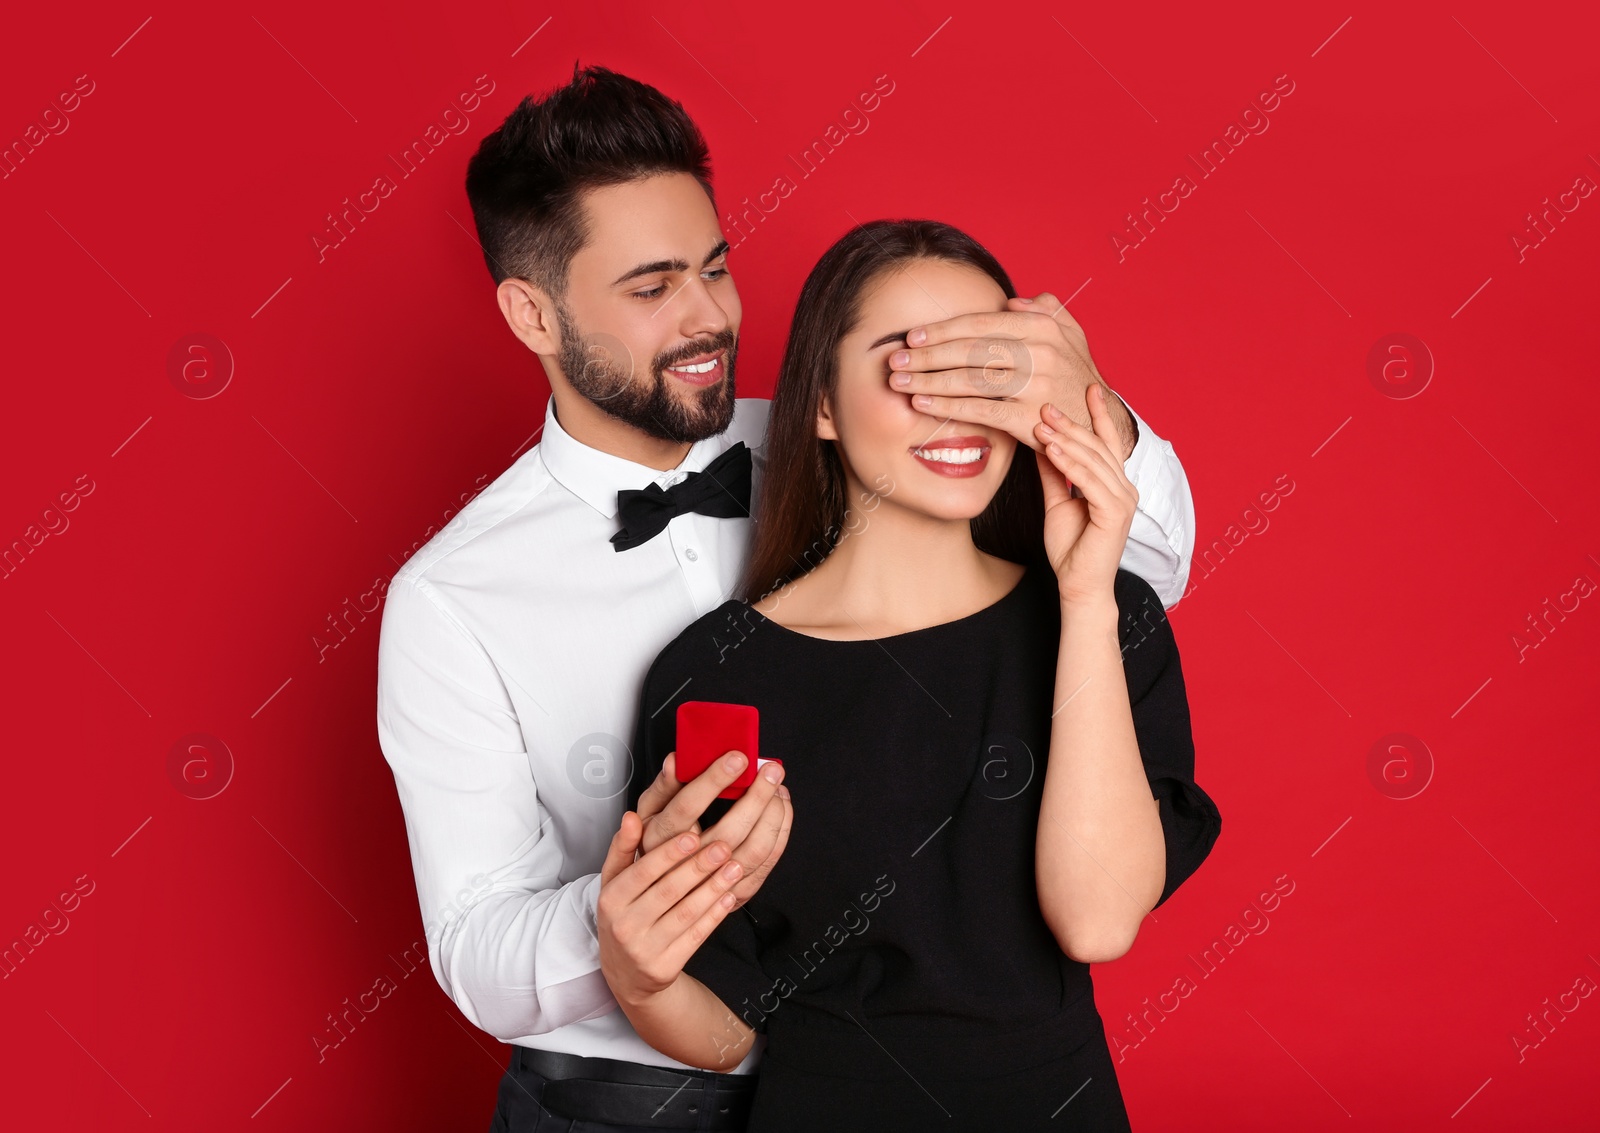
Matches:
[867,330,909,351]
[611,240,732,288]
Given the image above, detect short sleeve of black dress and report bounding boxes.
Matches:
[1113,568,1223,906]
[628,624,781,1033]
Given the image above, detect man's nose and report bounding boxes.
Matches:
[673,276,732,339]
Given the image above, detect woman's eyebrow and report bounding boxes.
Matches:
[867,330,908,351]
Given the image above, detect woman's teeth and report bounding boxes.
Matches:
[912,446,987,464]
[669,359,718,373]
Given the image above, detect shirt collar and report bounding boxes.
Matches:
[538,394,729,520]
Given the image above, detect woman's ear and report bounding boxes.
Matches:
[816,391,839,441]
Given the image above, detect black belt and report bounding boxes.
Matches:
[514,1045,757,1130]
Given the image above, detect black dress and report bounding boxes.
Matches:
[626,557,1222,1132]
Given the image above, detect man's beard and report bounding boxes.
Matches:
[555,303,738,444]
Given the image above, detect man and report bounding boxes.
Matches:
[376,63,1196,1132]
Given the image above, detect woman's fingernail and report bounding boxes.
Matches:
[778,785,791,799]
[763,763,783,783]
[707,843,729,863]
[721,862,742,881]
[913,394,932,408]
[1018,296,1034,304]
[1040,423,1055,437]
[891,372,910,387]
[1047,402,1064,419]
[890,350,909,367]
[724,752,747,771]
[677,834,697,852]
[907,329,926,346]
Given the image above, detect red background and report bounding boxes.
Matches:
[2,2,1597,1129]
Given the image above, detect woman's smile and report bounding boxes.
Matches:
[909,434,992,478]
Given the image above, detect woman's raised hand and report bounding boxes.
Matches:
[1033,383,1139,609]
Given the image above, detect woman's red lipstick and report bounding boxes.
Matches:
[909,435,992,478]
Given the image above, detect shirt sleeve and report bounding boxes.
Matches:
[1114,569,1222,908]
[627,649,779,1033]
[1116,395,1197,612]
[376,576,615,1041]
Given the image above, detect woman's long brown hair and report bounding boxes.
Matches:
[739,219,1046,603]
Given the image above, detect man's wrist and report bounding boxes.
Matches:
[1106,386,1138,461]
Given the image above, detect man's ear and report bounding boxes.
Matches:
[816,391,839,441]
[497,277,562,355]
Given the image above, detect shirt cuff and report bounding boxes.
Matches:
[1110,393,1195,608]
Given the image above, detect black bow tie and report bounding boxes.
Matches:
[610,442,753,552]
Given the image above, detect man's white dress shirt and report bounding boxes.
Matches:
[375,392,1195,1073]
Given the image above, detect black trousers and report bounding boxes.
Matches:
[487,1045,755,1133]
[487,1027,1128,1132]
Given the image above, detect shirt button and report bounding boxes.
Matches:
[685,547,699,561]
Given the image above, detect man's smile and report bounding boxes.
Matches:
[665,349,725,386]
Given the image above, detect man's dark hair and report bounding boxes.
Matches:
[465,63,715,297]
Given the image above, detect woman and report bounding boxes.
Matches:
[613,220,1221,1131]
